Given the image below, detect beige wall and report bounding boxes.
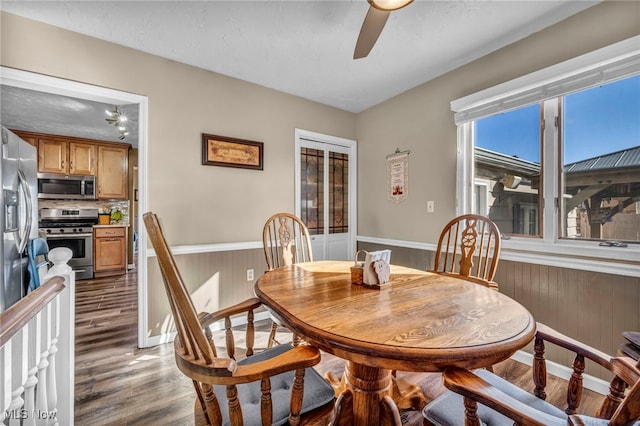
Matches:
[1,11,357,245]
[356,1,640,243]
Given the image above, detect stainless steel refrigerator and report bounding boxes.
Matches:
[1,126,38,312]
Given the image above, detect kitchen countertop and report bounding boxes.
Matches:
[93,224,127,228]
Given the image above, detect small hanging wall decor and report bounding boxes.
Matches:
[202,133,264,170]
[387,148,410,203]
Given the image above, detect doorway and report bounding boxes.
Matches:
[0,67,150,347]
[294,129,357,261]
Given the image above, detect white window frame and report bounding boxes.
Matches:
[452,36,640,276]
[473,179,491,217]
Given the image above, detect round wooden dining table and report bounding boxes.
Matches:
[254,261,536,425]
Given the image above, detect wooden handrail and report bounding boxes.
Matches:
[0,276,65,347]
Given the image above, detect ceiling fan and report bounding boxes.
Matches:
[354,0,414,59]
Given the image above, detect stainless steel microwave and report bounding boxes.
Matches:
[37,173,96,200]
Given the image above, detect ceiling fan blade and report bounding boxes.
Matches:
[353,6,390,59]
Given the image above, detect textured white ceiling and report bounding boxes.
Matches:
[0,0,599,146]
[1,86,139,145]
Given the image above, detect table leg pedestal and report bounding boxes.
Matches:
[390,371,428,410]
[329,361,400,426]
[326,368,427,413]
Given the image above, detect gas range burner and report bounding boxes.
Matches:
[39,225,95,235]
[38,207,99,235]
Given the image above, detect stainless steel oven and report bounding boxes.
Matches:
[39,208,98,280]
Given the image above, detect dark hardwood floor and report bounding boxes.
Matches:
[75,268,603,425]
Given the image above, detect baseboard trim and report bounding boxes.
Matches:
[511,350,610,395]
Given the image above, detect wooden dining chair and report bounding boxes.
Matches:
[143,212,335,426]
[431,214,501,289]
[262,212,313,348]
[423,322,640,426]
[263,212,313,270]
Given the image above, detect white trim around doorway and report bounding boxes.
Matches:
[0,67,151,348]
[294,128,357,260]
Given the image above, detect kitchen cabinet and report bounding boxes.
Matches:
[97,145,128,199]
[70,142,97,175]
[38,138,67,174]
[37,138,96,175]
[94,226,127,277]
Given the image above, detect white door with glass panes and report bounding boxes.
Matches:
[295,129,356,261]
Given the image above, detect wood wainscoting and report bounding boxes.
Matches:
[493,260,639,381]
[146,247,267,340]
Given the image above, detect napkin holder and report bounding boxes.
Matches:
[363,249,391,286]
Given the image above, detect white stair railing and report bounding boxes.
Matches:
[1,248,75,426]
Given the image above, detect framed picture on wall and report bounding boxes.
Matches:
[201,133,264,170]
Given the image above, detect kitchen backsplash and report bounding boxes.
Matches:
[39,199,130,226]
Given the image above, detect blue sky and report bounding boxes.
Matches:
[475,74,640,165]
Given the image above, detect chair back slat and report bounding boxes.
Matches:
[432,214,501,286]
[263,213,313,270]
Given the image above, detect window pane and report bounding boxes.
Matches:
[329,151,348,234]
[474,104,542,237]
[562,75,640,242]
[300,147,324,235]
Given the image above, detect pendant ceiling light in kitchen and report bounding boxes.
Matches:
[105,106,129,140]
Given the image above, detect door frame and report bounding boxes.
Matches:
[294,128,357,260]
[0,67,150,347]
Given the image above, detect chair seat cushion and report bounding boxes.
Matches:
[620,342,640,361]
[623,331,640,348]
[213,344,335,426]
[423,369,567,426]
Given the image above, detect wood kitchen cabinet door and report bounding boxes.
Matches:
[97,145,128,199]
[94,227,127,277]
[70,142,96,175]
[38,138,68,174]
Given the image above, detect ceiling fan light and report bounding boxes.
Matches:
[368,0,413,11]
